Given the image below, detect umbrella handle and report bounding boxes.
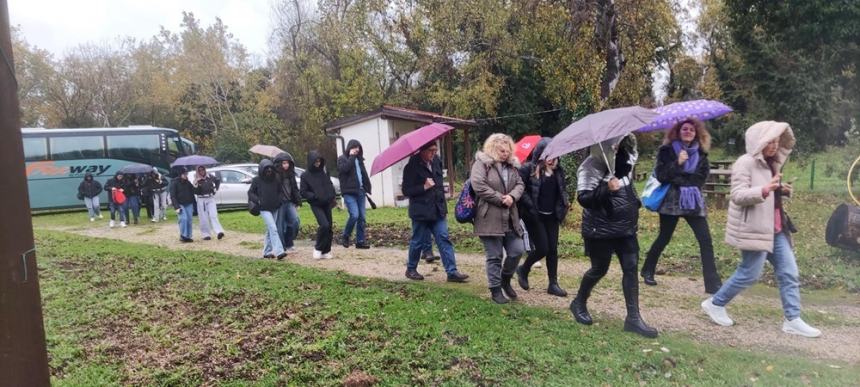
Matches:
[598,142,615,176]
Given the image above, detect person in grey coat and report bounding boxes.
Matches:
[470,133,525,304]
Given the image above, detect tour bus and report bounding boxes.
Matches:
[22,126,195,210]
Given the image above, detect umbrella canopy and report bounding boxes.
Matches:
[514,135,541,163]
[249,144,286,158]
[118,163,155,175]
[171,155,219,168]
[370,123,455,176]
[639,99,733,132]
[541,106,658,161]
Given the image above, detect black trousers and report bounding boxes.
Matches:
[310,204,333,254]
[522,213,561,282]
[142,195,153,220]
[642,214,722,293]
[577,237,641,315]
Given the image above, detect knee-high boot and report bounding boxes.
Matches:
[570,269,603,325]
[621,254,659,338]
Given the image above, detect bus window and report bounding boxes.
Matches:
[107,134,161,164]
[23,137,48,161]
[181,137,196,154]
[49,136,105,160]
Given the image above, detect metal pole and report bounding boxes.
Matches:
[0,0,51,384]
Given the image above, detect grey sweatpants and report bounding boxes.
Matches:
[481,232,526,288]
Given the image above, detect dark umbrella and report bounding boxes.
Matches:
[540,106,658,172]
[170,155,219,168]
[118,163,155,174]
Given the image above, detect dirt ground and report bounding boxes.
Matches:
[46,220,860,366]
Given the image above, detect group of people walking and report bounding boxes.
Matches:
[78,169,169,227]
[75,118,822,340]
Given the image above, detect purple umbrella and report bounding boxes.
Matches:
[541,106,659,162]
[639,99,733,132]
[170,155,219,168]
[370,123,454,176]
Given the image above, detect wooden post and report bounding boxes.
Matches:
[0,0,51,383]
[463,127,472,176]
[445,133,455,198]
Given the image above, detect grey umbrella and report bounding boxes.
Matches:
[540,106,658,173]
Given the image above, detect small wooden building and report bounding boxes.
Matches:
[324,106,476,207]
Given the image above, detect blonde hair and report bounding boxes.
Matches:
[663,118,711,151]
[482,133,517,163]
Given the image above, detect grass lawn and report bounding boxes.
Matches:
[38,230,859,385]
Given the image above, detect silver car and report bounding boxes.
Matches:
[189,163,340,207]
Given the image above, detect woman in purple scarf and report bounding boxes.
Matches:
[641,118,723,294]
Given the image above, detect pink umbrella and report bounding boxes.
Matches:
[370,123,455,176]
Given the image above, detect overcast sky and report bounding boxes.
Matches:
[9,0,276,60]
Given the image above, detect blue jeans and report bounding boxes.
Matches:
[277,202,300,249]
[712,232,802,320]
[261,210,285,257]
[110,202,127,222]
[177,203,194,239]
[125,195,141,221]
[342,191,367,244]
[407,218,458,274]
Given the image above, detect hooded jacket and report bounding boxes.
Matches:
[104,173,129,204]
[194,168,220,196]
[337,139,372,195]
[518,137,570,222]
[300,151,337,207]
[576,134,641,240]
[725,121,796,252]
[470,151,525,237]
[146,172,169,194]
[248,159,284,212]
[78,173,103,199]
[169,172,196,208]
[274,152,302,205]
[402,154,447,222]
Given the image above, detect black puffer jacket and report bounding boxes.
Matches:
[248,159,283,212]
[274,152,302,205]
[78,173,103,198]
[125,176,142,197]
[518,137,570,222]
[337,139,372,195]
[300,151,337,207]
[402,154,447,222]
[577,139,640,240]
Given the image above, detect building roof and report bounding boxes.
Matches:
[324,105,477,132]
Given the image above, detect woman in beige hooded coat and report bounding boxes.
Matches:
[701,121,821,338]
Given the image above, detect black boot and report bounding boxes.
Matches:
[622,268,658,338]
[547,282,568,297]
[569,297,592,325]
[490,287,508,304]
[641,270,657,286]
[516,265,530,290]
[501,275,518,300]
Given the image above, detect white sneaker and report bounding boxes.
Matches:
[782,318,822,338]
[151,218,157,223]
[90,217,95,222]
[98,214,103,219]
[109,220,115,228]
[534,261,543,268]
[322,252,333,259]
[313,250,323,259]
[120,221,127,228]
[286,247,298,254]
[701,297,734,326]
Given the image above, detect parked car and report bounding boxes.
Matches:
[189,163,340,208]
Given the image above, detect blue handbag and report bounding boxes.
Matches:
[641,174,670,212]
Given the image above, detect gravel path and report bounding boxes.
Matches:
[44,220,860,365]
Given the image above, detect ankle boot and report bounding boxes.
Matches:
[569,296,592,325]
[516,265,530,290]
[622,271,658,338]
[547,282,568,297]
[490,287,508,304]
[641,270,657,286]
[501,275,517,300]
